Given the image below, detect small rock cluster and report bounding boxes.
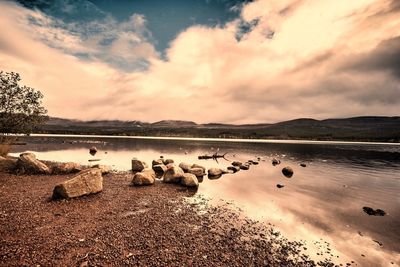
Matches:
[132,158,206,188]
[271,157,296,188]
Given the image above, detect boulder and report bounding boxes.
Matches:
[191,164,206,173]
[153,164,167,175]
[132,169,156,186]
[131,159,148,172]
[89,146,97,155]
[51,162,82,174]
[282,166,294,178]
[16,153,50,174]
[272,158,281,166]
[91,164,111,174]
[152,159,164,166]
[163,166,184,183]
[163,159,174,165]
[179,162,192,172]
[188,167,205,177]
[208,168,224,176]
[240,164,250,170]
[231,161,242,167]
[52,168,103,199]
[227,166,240,173]
[181,173,199,187]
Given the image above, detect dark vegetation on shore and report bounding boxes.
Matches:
[35,116,400,142]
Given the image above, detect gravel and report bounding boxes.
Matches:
[0,171,335,266]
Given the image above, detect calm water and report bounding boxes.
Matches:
[10,135,400,266]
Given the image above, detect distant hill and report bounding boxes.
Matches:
[151,120,198,128]
[36,116,400,142]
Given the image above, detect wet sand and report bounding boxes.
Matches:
[0,171,337,266]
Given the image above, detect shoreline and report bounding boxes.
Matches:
[24,133,400,146]
[0,169,339,266]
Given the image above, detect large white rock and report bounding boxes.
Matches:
[17,153,50,174]
[52,168,103,199]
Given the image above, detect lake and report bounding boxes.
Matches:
[10,134,400,266]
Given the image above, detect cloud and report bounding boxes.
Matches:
[0,0,399,123]
[342,36,400,79]
[12,0,159,71]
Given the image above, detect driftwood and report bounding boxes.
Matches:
[198,152,228,162]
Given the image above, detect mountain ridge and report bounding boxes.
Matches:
[38,116,400,142]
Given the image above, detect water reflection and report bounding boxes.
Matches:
[10,136,400,266]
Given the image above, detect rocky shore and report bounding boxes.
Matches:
[0,154,336,266]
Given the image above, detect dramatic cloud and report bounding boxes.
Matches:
[0,0,399,123]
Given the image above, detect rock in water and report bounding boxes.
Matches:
[282,166,294,178]
[239,164,250,170]
[227,166,240,173]
[276,184,285,188]
[89,146,97,155]
[272,158,281,166]
[163,166,184,183]
[163,159,174,165]
[231,161,242,167]
[191,164,206,173]
[179,162,192,173]
[131,159,148,172]
[300,163,307,167]
[188,167,205,177]
[51,162,82,174]
[363,207,386,216]
[52,168,103,199]
[208,168,224,176]
[17,153,50,174]
[132,169,156,186]
[181,173,199,187]
[208,174,222,180]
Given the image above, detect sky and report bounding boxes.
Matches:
[0,0,399,124]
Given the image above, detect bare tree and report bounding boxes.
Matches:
[0,71,47,139]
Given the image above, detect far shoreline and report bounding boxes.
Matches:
[26,133,400,146]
